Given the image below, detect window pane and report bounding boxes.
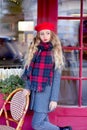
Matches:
[83,49,87,60]
[58,79,78,105]
[83,0,87,16]
[82,80,87,105]
[82,60,87,76]
[83,18,87,60]
[58,0,80,17]
[83,20,87,47]
[58,20,79,47]
[0,0,37,68]
[62,50,79,77]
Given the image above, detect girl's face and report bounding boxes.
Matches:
[39,30,51,43]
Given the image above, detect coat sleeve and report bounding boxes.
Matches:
[50,68,61,102]
[21,67,31,90]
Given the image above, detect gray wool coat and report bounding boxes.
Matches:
[23,68,61,113]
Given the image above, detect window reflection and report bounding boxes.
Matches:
[0,0,37,67]
[58,0,80,17]
[83,20,87,60]
[58,20,79,47]
[82,80,87,105]
[83,0,87,16]
[63,50,79,75]
[58,50,79,105]
[58,79,78,105]
[58,0,81,106]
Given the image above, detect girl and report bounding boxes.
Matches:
[22,22,72,130]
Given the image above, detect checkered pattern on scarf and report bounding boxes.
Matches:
[10,91,26,121]
[0,125,15,130]
[28,42,54,92]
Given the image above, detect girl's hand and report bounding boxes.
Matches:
[23,89,30,96]
[49,101,57,111]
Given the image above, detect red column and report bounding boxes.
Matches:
[37,0,58,33]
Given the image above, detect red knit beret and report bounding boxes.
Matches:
[35,22,55,32]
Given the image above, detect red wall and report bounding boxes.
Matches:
[37,0,58,33]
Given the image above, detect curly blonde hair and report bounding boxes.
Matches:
[24,31,64,69]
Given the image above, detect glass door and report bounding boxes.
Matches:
[57,0,87,107]
[49,1,87,129]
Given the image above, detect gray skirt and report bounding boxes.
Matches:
[30,85,52,113]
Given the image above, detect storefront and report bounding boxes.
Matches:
[0,0,87,129]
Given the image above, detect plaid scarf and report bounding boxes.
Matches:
[28,42,54,92]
